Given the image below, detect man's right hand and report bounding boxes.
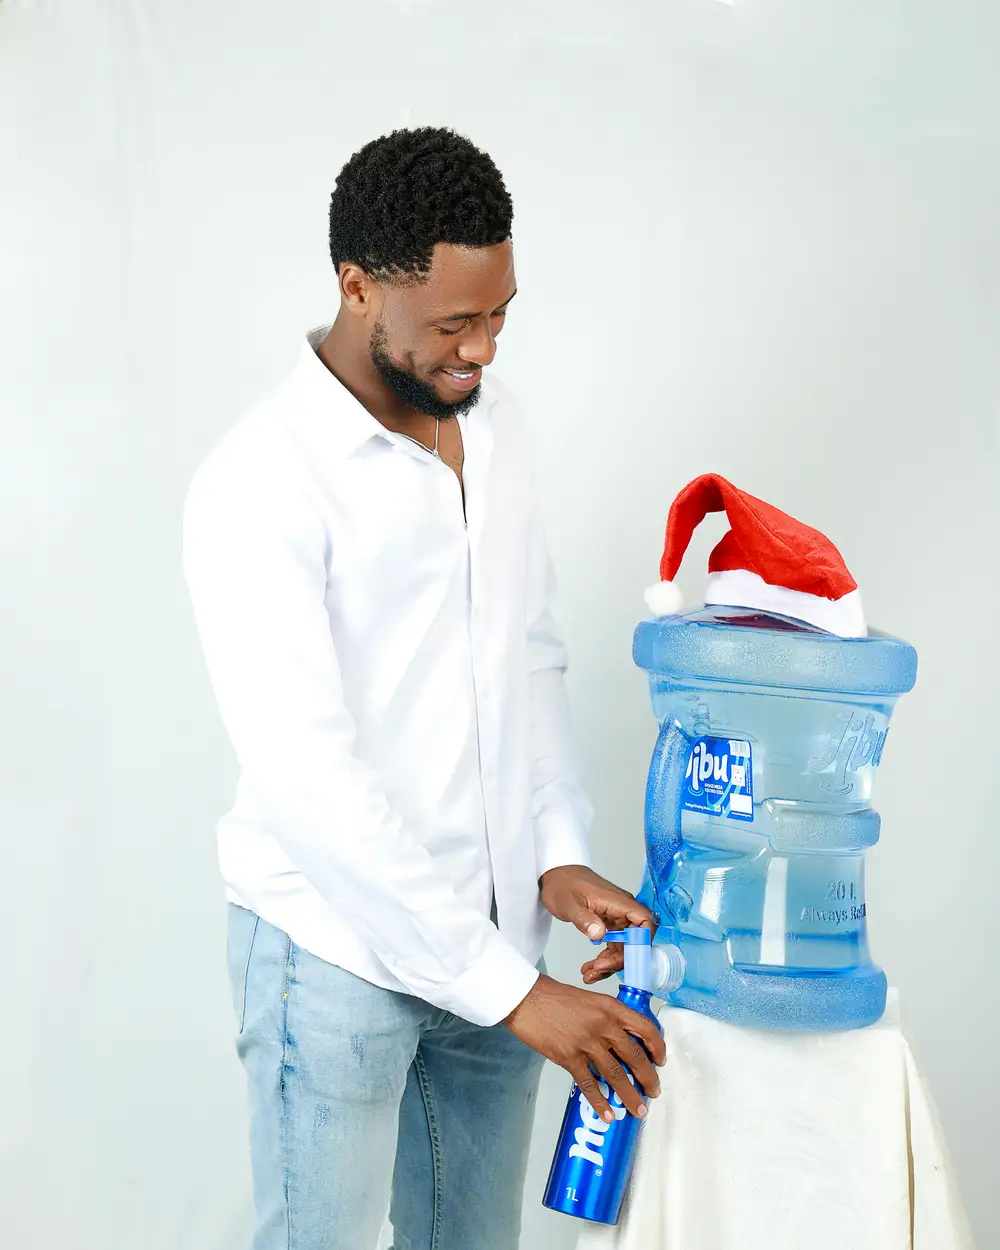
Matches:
[503,974,665,1123]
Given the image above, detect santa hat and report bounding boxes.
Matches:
[644,473,866,638]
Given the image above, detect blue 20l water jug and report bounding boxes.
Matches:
[633,605,918,1031]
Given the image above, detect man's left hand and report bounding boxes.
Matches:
[539,865,653,984]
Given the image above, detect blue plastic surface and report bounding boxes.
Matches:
[633,604,917,1032]
[543,979,663,1225]
[600,927,653,992]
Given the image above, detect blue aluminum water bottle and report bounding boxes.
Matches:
[542,929,664,1225]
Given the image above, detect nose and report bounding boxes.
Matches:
[457,319,497,368]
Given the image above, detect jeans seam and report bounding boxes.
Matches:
[238,914,260,1035]
[280,935,295,1250]
[413,1048,444,1250]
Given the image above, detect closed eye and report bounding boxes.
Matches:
[435,308,508,336]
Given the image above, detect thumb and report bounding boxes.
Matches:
[566,904,607,942]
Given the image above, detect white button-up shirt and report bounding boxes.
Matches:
[183,328,593,1026]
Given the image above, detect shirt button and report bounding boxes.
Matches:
[481,685,492,700]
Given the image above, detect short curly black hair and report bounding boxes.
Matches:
[329,127,513,283]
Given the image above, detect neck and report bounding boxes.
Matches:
[317,315,429,435]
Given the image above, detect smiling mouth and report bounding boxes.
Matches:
[438,366,483,391]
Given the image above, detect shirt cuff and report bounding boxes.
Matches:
[440,928,542,1027]
[534,810,593,882]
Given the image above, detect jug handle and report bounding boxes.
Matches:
[644,717,695,922]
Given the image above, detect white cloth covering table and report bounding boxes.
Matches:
[576,990,975,1250]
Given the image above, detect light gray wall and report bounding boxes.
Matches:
[1,2,996,1247]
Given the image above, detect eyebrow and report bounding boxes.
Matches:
[436,288,518,322]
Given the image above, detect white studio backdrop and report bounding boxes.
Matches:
[2,1,997,1247]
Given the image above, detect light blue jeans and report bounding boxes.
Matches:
[228,905,546,1250]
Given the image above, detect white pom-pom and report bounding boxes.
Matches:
[644,580,683,617]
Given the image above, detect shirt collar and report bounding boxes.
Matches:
[286,324,498,461]
[286,325,388,460]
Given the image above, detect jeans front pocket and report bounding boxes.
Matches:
[227,905,260,1035]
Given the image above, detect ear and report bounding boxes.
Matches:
[338,262,377,317]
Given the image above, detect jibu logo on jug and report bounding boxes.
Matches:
[683,736,754,822]
[808,710,888,796]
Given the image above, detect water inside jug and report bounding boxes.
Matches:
[634,604,918,1031]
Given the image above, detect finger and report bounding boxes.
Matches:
[618,898,656,928]
[590,945,625,970]
[574,1066,616,1124]
[569,906,607,941]
[581,966,618,985]
[589,903,657,940]
[581,965,615,984]
[581,948,624,983]
[585,880,652,918]
[592,904,635,931]
[615,1033,661,1099]
[592,1048,647,1119]
[619,1004,667,1067]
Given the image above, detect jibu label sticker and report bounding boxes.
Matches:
[683,736,754,822]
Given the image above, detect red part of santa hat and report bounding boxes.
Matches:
[645,473,867,637]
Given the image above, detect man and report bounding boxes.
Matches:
[183,127,664,1250]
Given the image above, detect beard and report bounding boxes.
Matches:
[369,316,482,420]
